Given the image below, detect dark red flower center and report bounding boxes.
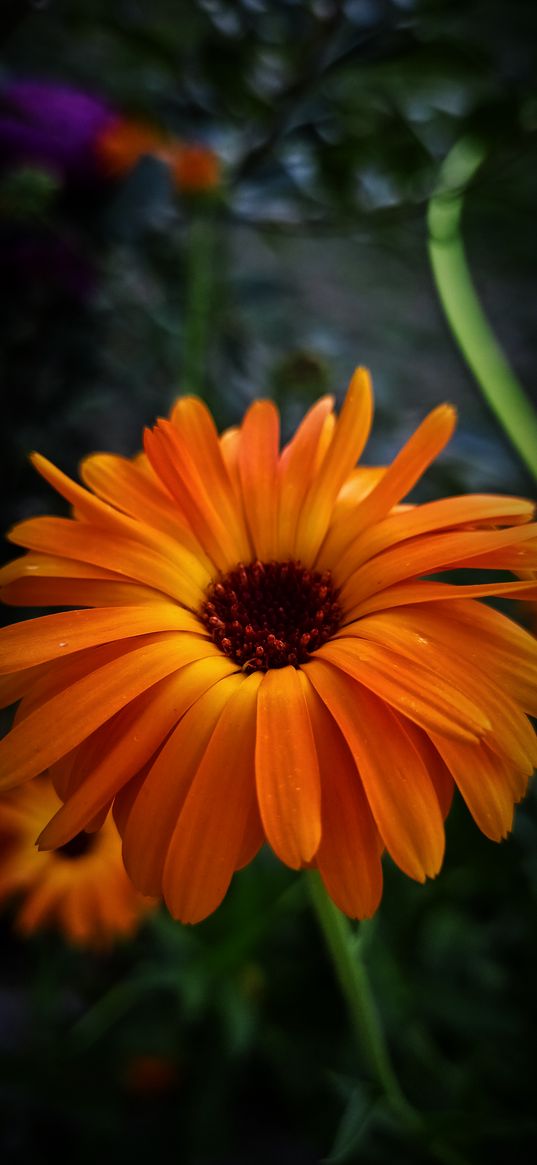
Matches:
[200,560,342,672]
[56,831,94,860]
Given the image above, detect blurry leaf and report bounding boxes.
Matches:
[323,1082,380,1163]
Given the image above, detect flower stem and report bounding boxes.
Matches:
[182,207,215,400]
[427,136,537,484]
[307,873,474,1165]
[306,870,418,1128]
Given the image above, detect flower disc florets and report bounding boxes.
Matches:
[200,559,342,671]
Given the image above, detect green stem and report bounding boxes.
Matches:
[307,873,473,1165]
[427,136,537,483]
[306,870,418,1128]
[182,208,215,399]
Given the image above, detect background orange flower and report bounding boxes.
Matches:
[0,775,154,948]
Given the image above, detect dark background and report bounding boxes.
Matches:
[1,2,536,1162]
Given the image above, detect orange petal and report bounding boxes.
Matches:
[145,417,248,570]
[305,660,445,881]
[308,688,383,918]
[0,604,205,673]
[353,603,537,717]
[315,639,489,741]
[1,576,167,608]
[32,451,210,572]
[335,492,534,586]
[39,657,238,848]
[295,367,373,564]
[347,403,457,534]
[350,578,537,617]
[238,400,280,560]
[80,452,207,559]
[341,522,537,616]
[256,667,321,868]
[8,516,208,609]
[121,673,237,895]
[0,634,210,790]
[277,396,334,559]
[162,672,261,923]
[431,735,515,841]
[344,612,537,770]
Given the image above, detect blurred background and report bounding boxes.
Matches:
[0,2,536,1162]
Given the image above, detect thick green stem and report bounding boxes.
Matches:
[182,209,215,399]
[427,136,537,483]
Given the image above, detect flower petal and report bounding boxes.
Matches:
[238,399,280,560]
[315,638,489,741]
[431,736,517,841]
[7,516,209,609]
[121,673,239,895]
[0,634,210,790]
[163,672,262,923]
[0,604,205,673]
[39,657,238,849]
[277,396,334,558]
[305,659,445,881]
[341,523,537,616]
[350,578,537,617]
[256,666,321,868]
[308,688,383,918]
[335,493,534,586]
[295,367,373,564]
[343,612,537,768]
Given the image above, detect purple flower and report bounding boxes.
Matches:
[0,78,118,183]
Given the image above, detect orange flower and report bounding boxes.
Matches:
[0,369,536,924]
[95,117,220,193]
[0,776,153,948]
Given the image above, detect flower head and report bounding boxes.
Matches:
[96,118,220,194]
[1,369,536,923]
[0,776,153,948]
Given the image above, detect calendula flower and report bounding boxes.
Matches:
[0,369,536,924]
[0,776,153,948]
[96,119,220,193]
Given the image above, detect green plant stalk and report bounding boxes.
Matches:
[428,136,537,483]
[307,873,474,1165]
[306,870,419,1129]
[182,208,215,399]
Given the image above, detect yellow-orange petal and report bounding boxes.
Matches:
[306,659,445,881]
[162,672,262,923]
[431,736,515,841]
[0,604,204,673]
[8,516,209,609]
[343,613,537,770]
[0,634,209,790]
[39,656,238,849]
[308,688,383,918]
[335,493,534,586]
[170,397,251,559]
[256,667,321,868]
[354,603,537,717]
[81,452,210,562]
[238,399,280,561]
[350,578,537,617]
[277,396,334,559]
[121,672,239,895]
[315,639,489,741]
[348,403,457,533]
[341,522,537,616]
[295,367,373,564]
